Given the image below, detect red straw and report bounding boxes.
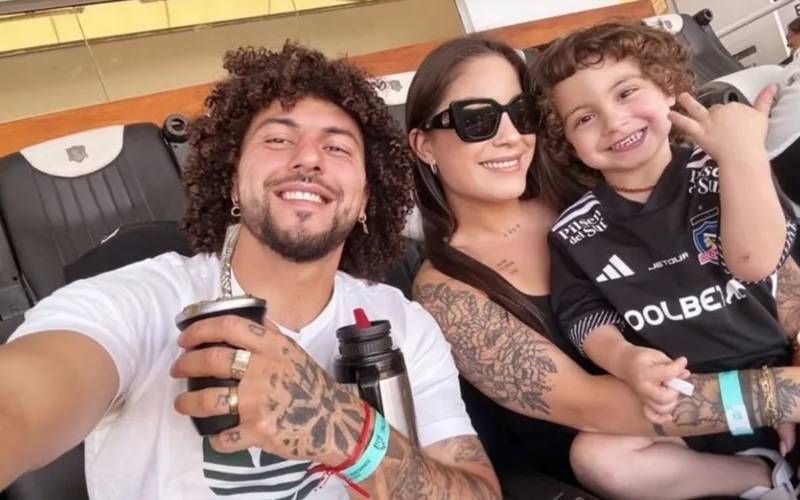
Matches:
[353,308,370,329]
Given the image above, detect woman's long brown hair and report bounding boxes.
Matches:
[406,35,586,334]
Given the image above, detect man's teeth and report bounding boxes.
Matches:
[481,159,518,169]
[281,191,324,203]
[611,130,644,150]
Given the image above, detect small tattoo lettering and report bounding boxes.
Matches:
[496,259,519,275]
[503,223,521,237]
[225,430,241,443]
[248,323,267,337]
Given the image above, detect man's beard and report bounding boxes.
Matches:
[240,200,356,263]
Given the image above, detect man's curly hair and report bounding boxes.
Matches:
[179,42,416,282]
[533,20,695,169]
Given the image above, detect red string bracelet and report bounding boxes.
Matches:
[310,399,373,498]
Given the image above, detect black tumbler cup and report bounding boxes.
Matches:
[174,296,267,436]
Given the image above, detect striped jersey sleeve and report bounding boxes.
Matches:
[548,195,625,355]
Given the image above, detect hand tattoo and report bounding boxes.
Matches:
[248,323,267,337]
[413,282,556,417]
[271,340,364,462]
[216,394,230,409]
[224,430,242,443]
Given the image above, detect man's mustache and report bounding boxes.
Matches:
[264,172,342,201]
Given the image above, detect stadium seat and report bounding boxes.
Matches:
[0,215,30,344]
[0,123,187,303]
[162,113,191,170]
[643,11,744,85]
[0,123,186,500]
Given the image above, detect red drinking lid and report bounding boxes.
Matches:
[353,308,370,329]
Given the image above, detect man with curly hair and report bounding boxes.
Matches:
[0,42,500,500]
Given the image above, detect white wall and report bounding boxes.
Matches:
[776,0,800,39]
[673,0,792,64]
[454,0,621,32]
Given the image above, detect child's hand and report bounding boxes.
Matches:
[620,347,690,424]
[667,85,777,165]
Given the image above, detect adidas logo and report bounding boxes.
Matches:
[596,255,635,282]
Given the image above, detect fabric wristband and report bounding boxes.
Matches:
[719,370,753,436]
[343,411,391,483]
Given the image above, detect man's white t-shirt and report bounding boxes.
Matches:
[9,252,475,500]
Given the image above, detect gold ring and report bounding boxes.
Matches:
[230,349,251,380]
[228,386,239,415]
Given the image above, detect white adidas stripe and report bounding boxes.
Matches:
[596,255,635,282]
[551,193,600,232]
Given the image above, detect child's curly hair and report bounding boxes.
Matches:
[533,20,695,167]
[180,42,416,282]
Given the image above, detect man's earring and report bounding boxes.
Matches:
[230,203,241,218]
[430,161,438,175]
[358,212,369,235]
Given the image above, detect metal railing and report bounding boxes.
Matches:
[717,0,796,37]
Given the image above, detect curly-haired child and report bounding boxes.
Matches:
[538,21,799,499]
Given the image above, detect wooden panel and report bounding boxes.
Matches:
[0,0,654,157]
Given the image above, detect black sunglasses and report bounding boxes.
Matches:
[421,93,543,143]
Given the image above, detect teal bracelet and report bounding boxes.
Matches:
[343,411,391,483]
[719,371,753,436]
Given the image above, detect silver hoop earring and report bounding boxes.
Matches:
[230,204,241,217]
[358,213,369,235]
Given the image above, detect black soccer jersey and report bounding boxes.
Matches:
[548,146,799,373]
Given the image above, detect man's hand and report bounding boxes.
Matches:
[668,86,777,165]
[170,314,500,499]
[620,347,690,424]
[170,314,363,467]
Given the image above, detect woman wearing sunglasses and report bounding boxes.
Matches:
[407,34,800,487]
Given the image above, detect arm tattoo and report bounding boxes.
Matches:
[413,283,556,417]
[358,434,499,499]
[669,374,728,432]
[777,258,800,335]
[230,338,366,463]
[772,368,800,423]
[659,368,800,436]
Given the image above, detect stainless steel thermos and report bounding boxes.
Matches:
[333,309,419,445]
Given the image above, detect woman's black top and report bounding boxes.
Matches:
[459,295,590,485]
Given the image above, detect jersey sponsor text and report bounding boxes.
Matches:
[687,154,720,195]
[648,251,689,271]
[555,208,608,245]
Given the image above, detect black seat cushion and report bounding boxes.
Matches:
[64,221,193,284]
[383,239,421,300]
[0,123,186,300]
